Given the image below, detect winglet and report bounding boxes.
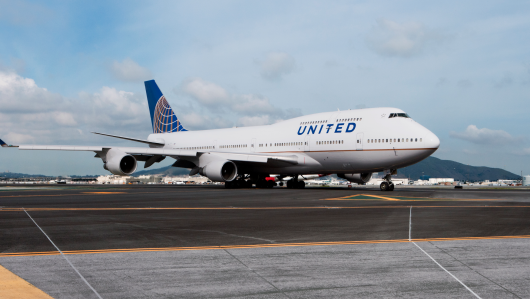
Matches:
[0,139,17,147]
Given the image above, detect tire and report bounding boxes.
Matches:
[297,181,306,189]
[380,181,389,191]
[389,183,395,191]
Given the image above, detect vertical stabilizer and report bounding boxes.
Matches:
[144,80,187,133]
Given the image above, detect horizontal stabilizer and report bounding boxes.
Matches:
[0,139,18,148]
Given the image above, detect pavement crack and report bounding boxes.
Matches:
[223,249,292,299]
[428,241,522,299]
[178,228,276,244]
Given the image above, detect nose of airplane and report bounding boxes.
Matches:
[426,131,440,150]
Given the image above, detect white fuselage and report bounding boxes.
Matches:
[147,108,440,175]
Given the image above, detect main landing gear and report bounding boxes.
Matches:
[225,174,276,189]
[286,176,305,189]
[380,173,395,191]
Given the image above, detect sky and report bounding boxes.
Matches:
[0,0,529,176]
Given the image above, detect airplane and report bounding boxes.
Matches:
[0,80,440,191]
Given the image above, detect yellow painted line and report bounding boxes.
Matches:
[322,194,507,201]
[357,194,401,201]
[2,235,529,258]
[0,265,54,298]
[1,206,530,212]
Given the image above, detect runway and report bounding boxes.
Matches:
[1,185,529,298]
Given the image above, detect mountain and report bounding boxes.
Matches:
[396,156,519,181]
[0,172,98,178]
[0,172,50,178]
[134,156,520,181]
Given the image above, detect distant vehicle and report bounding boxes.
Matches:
[1,80,439,191]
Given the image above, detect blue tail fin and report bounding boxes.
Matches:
[145,80,188,133]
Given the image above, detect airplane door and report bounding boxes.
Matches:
[304,136,311,152]
[251,138,256,152]
[356,133,363,150]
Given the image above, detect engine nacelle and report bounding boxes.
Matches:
[337,173,372,185]
[103,149,137,176]
[199,160,238,182]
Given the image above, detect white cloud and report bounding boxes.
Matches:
[110,58,152,82]
[231,94,278,115]
[179,77,302,129]
[0,71,150,144]
[53,112,77,126]
[178,112,233,130]
[181,78,230,105]
[258,52,296,80]
[366,19,445,57]
[450,125,524,145]
[237,115,270,127]
[3,132,35,144]
[0,71,64,113]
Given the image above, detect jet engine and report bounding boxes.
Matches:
[337,173,372,185]
[199,160,238,182]
[103,149,137,176]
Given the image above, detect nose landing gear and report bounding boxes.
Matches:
[380,173,395,191]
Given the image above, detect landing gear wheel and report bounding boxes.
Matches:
[389,183,395,191]
[225,181,233,189]
[380,181,389,191]
[279,182,284,187]
[267,180,275,188]
[297,181,306,189]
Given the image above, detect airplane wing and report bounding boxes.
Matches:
[4,139,299,173]
[14,145,298,165]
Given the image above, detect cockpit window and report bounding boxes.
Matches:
[389,113,410,118]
